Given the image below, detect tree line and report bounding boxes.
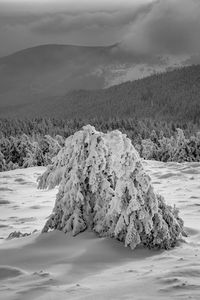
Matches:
[0,117,200,171]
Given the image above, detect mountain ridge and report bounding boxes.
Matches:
[1,64,200,124]
[0,43,190,112]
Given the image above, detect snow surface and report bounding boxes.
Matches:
[0,167,57,241]
[0,160,200,299]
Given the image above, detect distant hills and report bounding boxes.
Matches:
[0,43,189,116]
[0,44,199,123]
[0,64,200,123]
[0,44,117,109]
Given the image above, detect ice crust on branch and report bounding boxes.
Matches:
[38,125,184,249]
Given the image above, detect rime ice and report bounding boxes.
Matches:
[38,125,184,249]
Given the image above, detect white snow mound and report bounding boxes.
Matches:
[38,125,184,249]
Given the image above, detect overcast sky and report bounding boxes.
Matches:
[0,0,200,57]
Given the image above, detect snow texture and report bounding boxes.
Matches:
[38,125,184,249]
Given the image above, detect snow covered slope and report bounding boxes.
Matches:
[0,167,57,240]
[0,160,199,299]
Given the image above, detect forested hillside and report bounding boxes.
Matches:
[0,44,116,111]
[1,65,200,170]
[1,65,200,123]
[52,64,200,123]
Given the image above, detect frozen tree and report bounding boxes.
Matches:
[38,125,184,250]
[39,135,61,165]
[22,145,38,168]
[141,139,157,160]
[0,151,6,171]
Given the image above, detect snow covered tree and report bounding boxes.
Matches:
[0,151,6,171]
[22,141,39,168]
[141,138,157,160]
[38,125,184,250]
[38,135,61,165]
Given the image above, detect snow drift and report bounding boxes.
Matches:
[38,125,184,249]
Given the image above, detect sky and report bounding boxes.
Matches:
[0,0,200,57]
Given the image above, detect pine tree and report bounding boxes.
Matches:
[0,151,6,171]
[38,125,184,250]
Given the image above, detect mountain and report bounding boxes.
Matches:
[1,64,200,123]
[0,44,190,116]
[0,44,115,108]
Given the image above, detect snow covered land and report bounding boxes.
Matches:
[0,161,199,299]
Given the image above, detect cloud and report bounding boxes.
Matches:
[0,1,154,55]
[120,0,200,55]
[0,0,200,59]
[31,4,153,35]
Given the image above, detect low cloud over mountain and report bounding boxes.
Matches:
[120,0,200,56]
[0,0,200,61]
[0,0,199,113]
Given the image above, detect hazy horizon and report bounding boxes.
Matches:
[1,0,200,62]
